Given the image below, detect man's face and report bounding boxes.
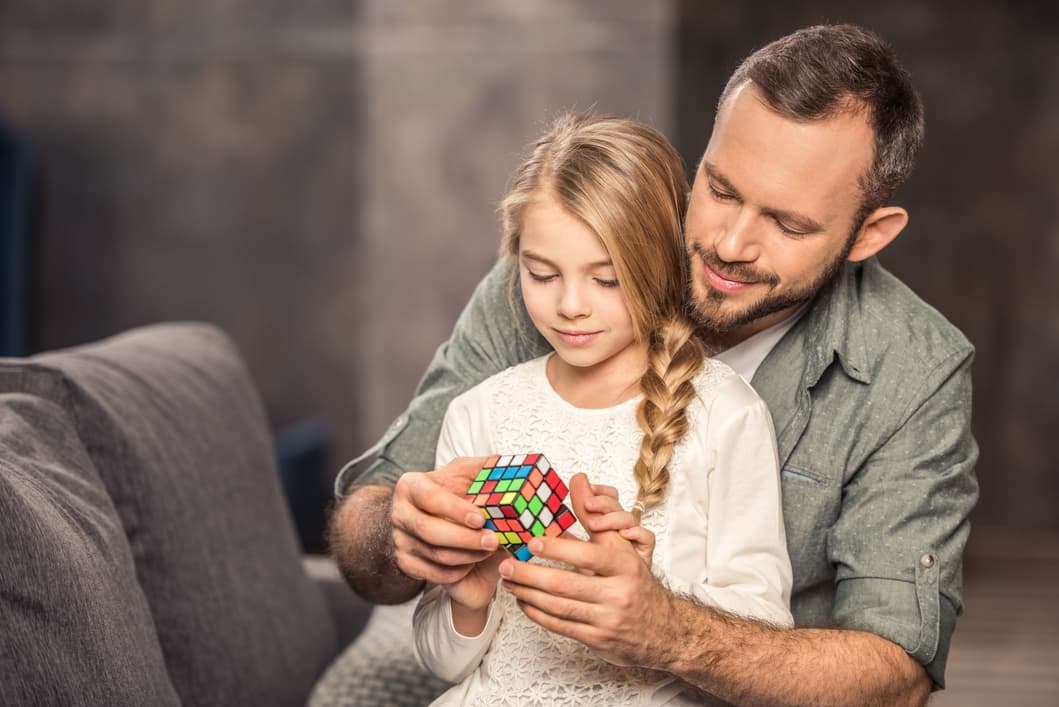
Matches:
[685,82,876,344]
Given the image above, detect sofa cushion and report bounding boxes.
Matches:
[0,384,180,706]
[16,323,340,707]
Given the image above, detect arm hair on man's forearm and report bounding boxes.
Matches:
[329,485,424,604]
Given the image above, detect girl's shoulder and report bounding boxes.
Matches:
[476,354,548,391]
[688,357,769,418]
[448,354,549,411]
[678,358,774,457]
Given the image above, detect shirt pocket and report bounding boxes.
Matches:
[779,463,839,588]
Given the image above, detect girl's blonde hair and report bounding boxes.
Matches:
[499,113,705,519]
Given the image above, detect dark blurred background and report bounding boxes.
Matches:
[1,2,1056,701]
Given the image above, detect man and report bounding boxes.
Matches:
[330,24,977,706]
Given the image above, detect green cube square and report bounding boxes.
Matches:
[495,479,510,493]
[514,495,528,513]
[468,481,483,494]
[528,496,544,515]
[476,469,490,482]
[531,519,546,536]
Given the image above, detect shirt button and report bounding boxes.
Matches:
[920,553,936,569]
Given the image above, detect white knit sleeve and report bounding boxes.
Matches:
[412,583,504,682]
[413,381,504,681]
[672,373,794,628]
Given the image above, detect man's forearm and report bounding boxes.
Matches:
[329,485,424,604]
[664,597,931,707]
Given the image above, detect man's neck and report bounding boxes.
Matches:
[710,304,810,383]
[700,305,802,354]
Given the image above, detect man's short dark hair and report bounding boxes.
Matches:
[720,24,925,218]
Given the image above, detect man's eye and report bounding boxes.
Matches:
[708,185,737,202]
[527,270,557,282]
[775,219,810,237]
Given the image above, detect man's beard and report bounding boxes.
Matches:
[686,239,852,338]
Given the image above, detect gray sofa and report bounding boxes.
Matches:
[0,323,372,706]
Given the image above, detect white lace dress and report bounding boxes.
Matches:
[413,355,793,706]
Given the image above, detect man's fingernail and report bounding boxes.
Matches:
[528,539,543,553]
[481,533,498,550]
[499,562,513,578]
[466,512,484,528]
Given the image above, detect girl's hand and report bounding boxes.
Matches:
[444,548,506,611]
[616,524,656,568]
[568,472,656,569]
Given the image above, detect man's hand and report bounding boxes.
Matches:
[390,456,500,585]
[329,456,500,604]
[496,471,674,668]
[498,532,676,668]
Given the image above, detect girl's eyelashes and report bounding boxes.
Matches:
[526,269,557,282]
[524,267,618,287]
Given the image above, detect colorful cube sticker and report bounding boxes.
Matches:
[464,453,576,561]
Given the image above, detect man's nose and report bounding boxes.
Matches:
[714,207,762,263]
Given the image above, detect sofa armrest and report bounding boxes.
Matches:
[303,555,374,648]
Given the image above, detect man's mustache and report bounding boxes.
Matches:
[689,242,779,287]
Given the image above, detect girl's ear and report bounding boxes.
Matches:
[847,206,908,262]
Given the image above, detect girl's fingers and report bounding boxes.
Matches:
[584,510,639,533]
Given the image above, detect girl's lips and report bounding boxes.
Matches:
[555,329,601,346]
[703,262,756,292]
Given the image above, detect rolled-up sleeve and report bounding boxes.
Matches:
[828,348,978,688]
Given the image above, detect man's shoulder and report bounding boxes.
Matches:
[762,258,974,409]
[856,259,974,372]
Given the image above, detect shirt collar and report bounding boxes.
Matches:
[716,303,809,383]
[796,259,872,387]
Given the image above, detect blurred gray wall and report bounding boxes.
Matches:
[0,1,1054,529]
[0,0,674,479]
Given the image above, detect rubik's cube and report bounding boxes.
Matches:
[465,453,576,561]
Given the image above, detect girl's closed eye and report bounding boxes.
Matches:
[595,277,620,288]
[526,269,557,283]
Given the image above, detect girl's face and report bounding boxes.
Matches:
[518,194,645,387]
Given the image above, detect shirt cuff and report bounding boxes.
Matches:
[334,414,412,498]
[832,553,956,688]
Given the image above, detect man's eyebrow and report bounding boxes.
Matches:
[702,160,825,234]
[520,250,613,269]
[702,161,742,200]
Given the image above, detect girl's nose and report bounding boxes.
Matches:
[557,283,590,319]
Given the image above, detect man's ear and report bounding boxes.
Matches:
[847,206,908,262]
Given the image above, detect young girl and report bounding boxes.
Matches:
[413,113,792,706]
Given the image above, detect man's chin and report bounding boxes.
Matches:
[688,293,750,335]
